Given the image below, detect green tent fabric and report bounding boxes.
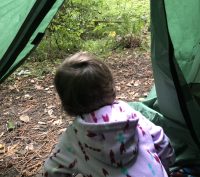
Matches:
[0,0,64,83]
[129,0,200,168]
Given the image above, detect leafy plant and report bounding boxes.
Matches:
[34,0,150,60]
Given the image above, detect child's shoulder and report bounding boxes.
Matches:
[115,100,136,111]
[114,100,129,106]
[115,100,146,119]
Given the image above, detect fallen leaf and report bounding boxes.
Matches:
[48,109,53,116]
[0,132,4,138]
[139,97,145,101]
[19,115,30,122]
[7,144,19,156]
[48,109,56,118]
[16,149,27,155]
[134,80,140,87]
[47,105,55,109]
[52,119,62,126]
[126,82,132,87]
[8,85,15,90]
[30,79,35,83]
[38,121,46,125]
[35,85,44,90]
[116,86,121,91]
[25,143,34,151]
[24,94,32,99]
[0,144,6,154]
[58,128,67,135]
[6,120,15,131]
[32,124,47,131]
[20,107,32,114]
[134,93,139,97]
[143,92,148,97]
[17,70,30,76]
[68,121,73,125]
[129,91,135,95]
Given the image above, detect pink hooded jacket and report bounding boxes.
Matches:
[44,101,175,177]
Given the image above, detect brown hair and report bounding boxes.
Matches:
[54,52,116,116]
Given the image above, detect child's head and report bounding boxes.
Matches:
[54,52,116,116]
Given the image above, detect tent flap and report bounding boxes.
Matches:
[0,0,64,83]
[145,0,200,167]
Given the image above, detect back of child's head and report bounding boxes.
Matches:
[54,52,116,116]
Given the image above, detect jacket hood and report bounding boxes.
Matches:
[73,101,139,167]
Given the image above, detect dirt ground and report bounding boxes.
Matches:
[0,49,153,177]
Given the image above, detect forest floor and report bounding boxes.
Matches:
[0,49,153,177]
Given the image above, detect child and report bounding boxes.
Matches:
[44,52,175,177]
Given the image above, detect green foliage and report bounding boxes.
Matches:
[81,38,116,56]
[35,0,150,60]
[47,0,104,52]
[95,0,149,36]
